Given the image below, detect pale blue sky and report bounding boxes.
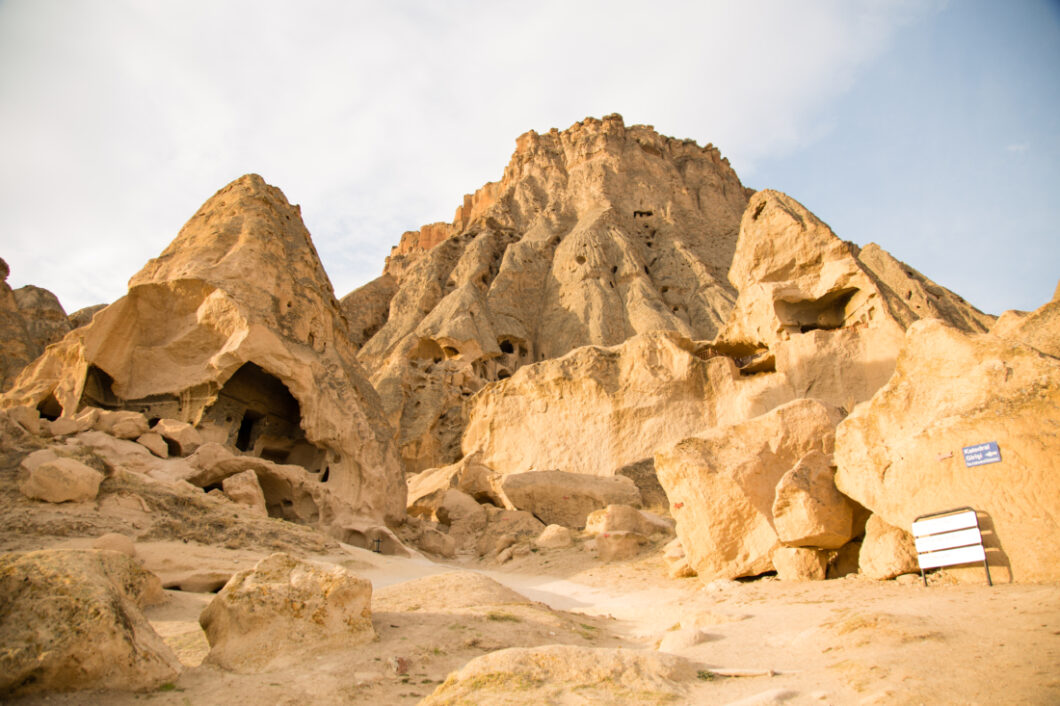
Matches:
[0,0,1057,315]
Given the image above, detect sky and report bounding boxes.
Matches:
[0,0,1057,316]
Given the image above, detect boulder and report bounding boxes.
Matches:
[435,489,487,549]
[94,410,151,439]
[221,469,268,517]
[771,451,854,548]
[136,431,169,458]
[415,526,457,558]
[153,418,203,455]
[420,644,696,705]
[199,553,375,673]
[18,456,104,503]
[835,317,1060,581]
[500,470,641,529]
[0,549,178,697]
[772,546,829,581]
[1,174,406,528]
[476,507,545,556]
[585,504,673,536]
[595,531,649,562]
[656,398,843,581]
[533,524,573,549]
[407,452,501,517]
[858,515,919,580]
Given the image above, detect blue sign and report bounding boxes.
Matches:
[962,441,1001,468]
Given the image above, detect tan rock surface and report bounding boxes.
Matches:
[585,503,673,537]
[656,398,843,581]
[500,470,641,529]
[835,317,1060,582]
[858,515,920,580]
[421,644,696,705]
[2,175,406,529]
[990,296,1060,357]
[18,456,104,503]
[533,524,573,549]
[772,546,829,581]
[0,259,46,393]
[772,451,854,549]
[199,552,375,673]
[718,190,993,410]
[12,285,72,353]
[0,549,179,697]
[463,330,794,478]
[354,115,751,472]
[221,468,268,517]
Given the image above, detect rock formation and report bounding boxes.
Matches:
[835,313,1060,582]
[0,258,71,392]
[1,175,406,532]
[199,552,375,673]
[0,549,179,697]
[346,115,752,472]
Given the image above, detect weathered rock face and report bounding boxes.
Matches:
[421,645,696,705]
[857,515,920,580]
[463,330,794,478]
[0,549,179,697]
[348,115,752,472]
[835,315,1060,582]
[0,259,71,393]
[655,398,844,581]
[772,450,854,549]
[717,190,994,410]
[18,456,104,503]
[499,470,641,528]
[1,175,406,528]
[199,553,375,673]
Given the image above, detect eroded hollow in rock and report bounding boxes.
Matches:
[774,288,859,333]
[200,362,326,472]
[77,364,185,420]
[36,392,62,421]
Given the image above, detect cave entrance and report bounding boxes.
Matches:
[37,393,62,421]
[774,288,859,333]
[79,364,120,410]
[201,362,325,472]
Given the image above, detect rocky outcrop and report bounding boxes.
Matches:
[1,175,406,529]
[835,314,1060,582]
[0,258,70,392]
[462,330,794,478]
[500,470,641,528]
[655,399,844,581]
[0,549,179,697]
[350,115,752,472]
[716,190,994,411]
[199,553,375,673]
[18,455,104,503]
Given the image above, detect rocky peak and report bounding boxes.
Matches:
[345,115,752,473]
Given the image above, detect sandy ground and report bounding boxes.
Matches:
[8,537,1060,706]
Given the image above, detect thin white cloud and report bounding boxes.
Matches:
[1006,142,1030,153]
[0,0,938,311]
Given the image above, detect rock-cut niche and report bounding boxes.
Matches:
[200,362,326,472]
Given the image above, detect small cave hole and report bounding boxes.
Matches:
[499,339,514,354]
[260,448,290,464]
[235,410,264,452]
[643,266,650,275]
[442,345,459,358]
[320,466,330,483]
[611,265,618,274]
[164,438,181,456]
[752,201,766,220]
[576,255,586,265]
[661,286,669,293]
[633,210,653,218]
[497,369,511,380]
[36,393,62,421]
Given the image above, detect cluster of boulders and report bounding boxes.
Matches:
[0,548,375,696]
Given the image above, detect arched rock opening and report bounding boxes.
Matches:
[200,362,326,472]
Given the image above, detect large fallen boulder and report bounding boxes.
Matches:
[500,470,641,528]
[1,175,406,529]
[421,644,697,705]
[656,398,843,581]
[18,456,104,503]
[835,316,1060,582]
[771,450,854,549]
[199,553,375,673]
[0,549,179,697]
